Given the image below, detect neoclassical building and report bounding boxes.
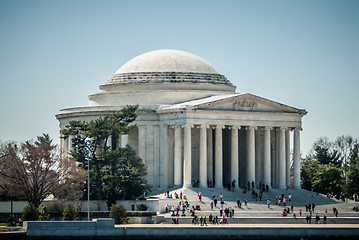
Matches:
[56,49,307,190]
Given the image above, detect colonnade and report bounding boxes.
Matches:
[60,123,302,190]
[137,124,301,190]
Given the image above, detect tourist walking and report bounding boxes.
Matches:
[267,199,270,208]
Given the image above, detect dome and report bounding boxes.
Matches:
[103,49,233,87]
[115,49,220,74]
[91,49,236,107]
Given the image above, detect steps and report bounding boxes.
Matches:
[151,187,359,225]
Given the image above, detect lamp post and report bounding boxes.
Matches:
[87,157,90,221]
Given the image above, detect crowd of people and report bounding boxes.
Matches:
[163,182,351,225]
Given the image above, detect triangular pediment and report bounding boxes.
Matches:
[160,93,307,115]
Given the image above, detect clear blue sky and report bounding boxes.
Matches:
[1,0,358,156]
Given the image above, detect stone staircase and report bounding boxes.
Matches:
[150,186,359,225]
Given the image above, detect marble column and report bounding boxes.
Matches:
[183,124,192,187]
[207,128,213,185]
[174,125,183,186]
[285,129,291,188]
[121,135,128,147]
[215,125,224,188]
[255,129,261,187]
[278,127,287,189]
[60,133,65,159]
[159,125,168,189]
[246,126,256,185]
[263,127,272,188]
[293,128,301,189]
[199,124,208,188]
[231,126,239,186]
[138,126,146,161]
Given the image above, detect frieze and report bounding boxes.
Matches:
[104,72,233,86]
[233,99,257,111]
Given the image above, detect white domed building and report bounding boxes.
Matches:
[56,49,307,190]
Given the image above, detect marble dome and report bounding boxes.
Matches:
[103,49,233,87]
[115,49,220,74]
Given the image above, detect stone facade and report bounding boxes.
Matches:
[56,49,306,190]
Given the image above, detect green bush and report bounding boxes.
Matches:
[76,210,156,219]
[39,205,50,221]
[136,204,148,211]
[62,204,77,220]
[45,200,64,219]
[109,203,128,224]
[22,203,39,221]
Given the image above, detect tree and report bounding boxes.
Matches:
[345,143,359,196]
[300,157,319,191]
[109,203,128,224]
[22,203,39,221]
[62,105,148,202]
[103,147,151,207]
[312,164,344,195]
[0,134,86,208]
[312,137,340,165]
[334,135,357,167]
[62,204,77,220]
[301,136,359,196]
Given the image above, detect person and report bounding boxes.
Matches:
[221,215,228,224]
[203,216,207,226]
[293,213,296,219]
[237,199,240,208]
[306,215,309,224]
[220,200,224,209]
[214,198,217,207]
[299,209,302,217]
[323,215,327,224]
[200,216,203,226]
[220,193,223,200]
[245,199,248,206]
[210,201,214,210]
[267,199,271,208]
[291,205,294,213]
[288,193,291,201]
[315,215,320,224]
[312,203,315,213]
[282,210,287,217]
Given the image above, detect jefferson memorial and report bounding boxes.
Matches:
[56,49,307,190]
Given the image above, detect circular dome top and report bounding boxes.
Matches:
[115,49,220,74]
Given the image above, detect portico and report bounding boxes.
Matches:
[56,49,306,191]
